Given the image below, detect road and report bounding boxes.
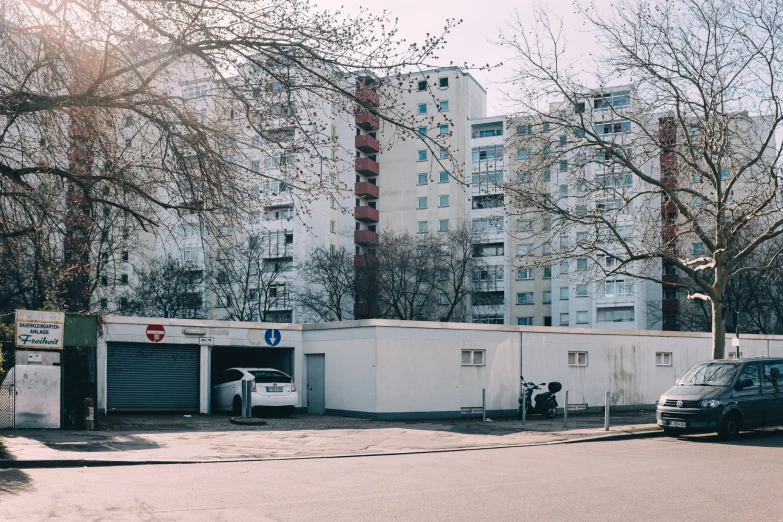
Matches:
[1,430,782,521]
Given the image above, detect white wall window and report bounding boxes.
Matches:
[417,174,428,185]
[656,352,672,366]
[461,349,485,366]
[440,100,449,111]
[693,243,704,254]
[560,287,569,300]
[439,219,450,232]
[517,292,534,305]
[330,220,336,233]
[439,171,449,183]
[576,284,588,297]
[560,313,570,326]
[543,291,552,304]
[418,221,428,233]
[417,150,428,161]
[439,293,449,305]
[516,267,533,280]
[597,307,635,322]
[560,261,569,274]
[568,351,588,366]
[418,197,428,209]
[417,103,427,114]
[576,258,588,271]
[439,195,450,207]
[516,244,533,256]
[604,279,633,296]
[542,242,552,255]
[517,317,534,326]
[576,311,589,324]
[440,124,449,134]
[517,219,534,232]
[440,148,449,159]
[439,77,449,89]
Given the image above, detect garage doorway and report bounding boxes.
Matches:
[210,347,294,382]
[306,354,325,415]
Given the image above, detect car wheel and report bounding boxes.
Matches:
[718,412,741,440]
[232,395,242,416]
[662,427,682,437]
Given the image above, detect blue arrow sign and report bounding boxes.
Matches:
[264,329,281,347]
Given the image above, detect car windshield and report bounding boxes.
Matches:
[678,362,738,387]
[250,370,291,383]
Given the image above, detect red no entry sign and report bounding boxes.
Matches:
[146,324,165,343]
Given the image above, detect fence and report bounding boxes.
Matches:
[0,370,13,428]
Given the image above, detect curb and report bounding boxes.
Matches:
[229,417,267,426]
[0,426,663,469]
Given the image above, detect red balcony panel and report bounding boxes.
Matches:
[662,274,680,284]
[355,88,380,107]
[354,254,379,269]
[354,206,379,223]
[355,134,380,153]
[355,111,379,130]
[354,229,379,245]
[355,157,379,176]
[660,151,678,173]
[661,224,678,241]
[662,324,681,332]
[355,181,379,199]
[662,299,680,312]
[661,200,678,214]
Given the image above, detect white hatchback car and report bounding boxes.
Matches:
[212,367,297,415]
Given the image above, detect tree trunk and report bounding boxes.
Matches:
[711,298,726,359]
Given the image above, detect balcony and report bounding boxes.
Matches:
[662,274,679,284]
[355,157,379,176]
[354,206,379,223]
[355,181,379,199]
[355,134,380,153]
[354,254,379,268]
[662,299,680,312]
[661,200,678,214]
[354,229,379,245]
[355,111,379,130]
[261,243,294,260]
[355,88,380,107]
[661,224,678,241]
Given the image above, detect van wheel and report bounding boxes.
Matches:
[718,412,741,440]
[232,396,242,416]
[662,427,682,437]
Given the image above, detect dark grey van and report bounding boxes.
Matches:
[657,358,783,439]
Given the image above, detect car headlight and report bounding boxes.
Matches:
[657,396,667,408]
[699,399,721,408]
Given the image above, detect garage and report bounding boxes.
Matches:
[107,343,200,412]
[211,346,294,382]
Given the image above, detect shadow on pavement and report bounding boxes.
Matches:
[94,410,657,437]
[676,428,783,447]
[0,469,32,496]
[1,430,162,453]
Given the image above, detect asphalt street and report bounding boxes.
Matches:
[1,430,782,521]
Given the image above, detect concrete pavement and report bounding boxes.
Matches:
[1,430,782,521]
[0,411,659,467]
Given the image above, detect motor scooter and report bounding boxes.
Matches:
[517,376,562,419]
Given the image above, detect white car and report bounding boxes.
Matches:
[212,367,297,415]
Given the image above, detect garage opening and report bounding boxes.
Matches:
[211,347,294,383]
[107,343,200,412]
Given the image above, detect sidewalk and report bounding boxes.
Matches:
[0,411,660,468]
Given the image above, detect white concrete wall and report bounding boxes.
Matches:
[302,326,377,415]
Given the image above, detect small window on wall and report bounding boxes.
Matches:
[462,349,485,366]
[568,351,587,366]
[656,352,672,366]
[728,352,743,360]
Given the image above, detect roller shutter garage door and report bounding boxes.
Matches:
[107,343,200,412]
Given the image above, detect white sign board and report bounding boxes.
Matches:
[27,353,42,364]
[15,310,65,350]
[732,337,740,347]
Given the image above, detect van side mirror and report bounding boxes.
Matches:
[736,378,754,390]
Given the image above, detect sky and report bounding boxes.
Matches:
[316,0,609,115]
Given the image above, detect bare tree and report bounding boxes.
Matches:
[433,220,484,322]
[498,0,783,358]
[119,255,205,319]
[0,0,464,312]
[293,245,354,322]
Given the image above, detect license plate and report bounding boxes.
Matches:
[668,421,687,428]
[266,386,283,392]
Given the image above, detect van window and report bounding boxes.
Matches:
[738,363,760,388]
[763,361,783,388]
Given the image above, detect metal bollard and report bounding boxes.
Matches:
[482,388,486,422]
[604,391,611,431]
[563,390,569,430]
[521,392,526,425]
[242,379,253,418]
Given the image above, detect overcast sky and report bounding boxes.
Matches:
[317,0,609,115]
